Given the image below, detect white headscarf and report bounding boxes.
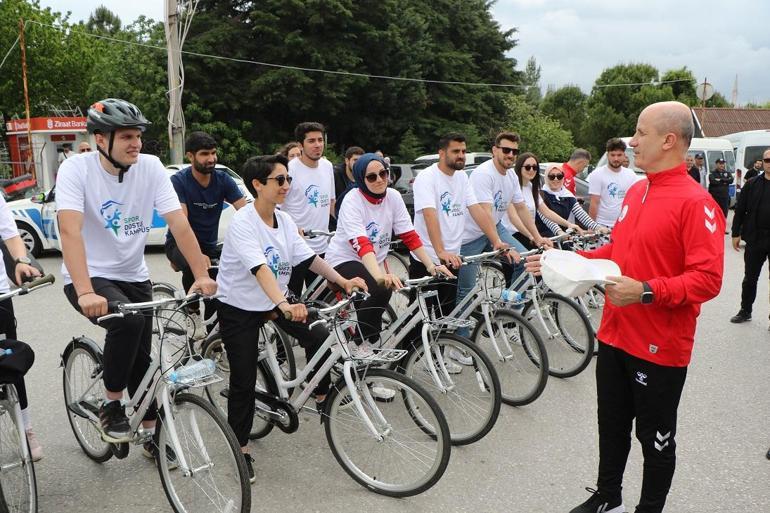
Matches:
[544,164,574,199]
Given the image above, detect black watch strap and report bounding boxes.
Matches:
[641,282,654,304]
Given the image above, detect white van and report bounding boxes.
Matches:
[413,152,492,170]
[591,136,738,204]
[721,130,770,186]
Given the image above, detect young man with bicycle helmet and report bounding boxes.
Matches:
[57,98,217,460]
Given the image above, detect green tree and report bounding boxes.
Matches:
[86,6,122,35]
[540,85,588,146]
[396,128,423,162]
[522,56,542,105]
[498,95,573,162]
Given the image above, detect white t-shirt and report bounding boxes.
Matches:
[461,159,524,244]
[0,196,20,293]
[502,177,537,234]
[217,207,315,312]
[281,157,335,254]
[411,164,478,263]
[56,152,181,283]
[325,188,414,267]
[588,165,642,227]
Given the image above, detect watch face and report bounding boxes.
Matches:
[641,292,654,304]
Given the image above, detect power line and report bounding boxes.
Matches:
[17,20,696,91]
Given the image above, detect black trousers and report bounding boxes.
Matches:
[288,254,323,298]
[596,342,687,513]
[0,299,27,410]
[333,261,392,343]
[165,237,220,318]
[218,301,331,447]
[710,192,729,218]
[740,236,770,315]
[64,278,157,421]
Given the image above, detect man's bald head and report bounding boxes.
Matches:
[630,101,694,173]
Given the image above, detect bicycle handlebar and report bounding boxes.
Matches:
[281,290,368,322]
[0,273,56,302]
[96,293,215,323]
[304,229,335,240]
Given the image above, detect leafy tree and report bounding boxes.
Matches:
[498,95,573,162]
[86,6,122,35]
[396,128,423,162]
[522,56,542,105]
[540,85,588,146]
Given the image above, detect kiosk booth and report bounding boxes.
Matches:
[4,116,90,192]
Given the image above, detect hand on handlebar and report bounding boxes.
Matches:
[189,276,217,296]
[533,236,553,249]
[343,277,368,294]
[79,292,109,319]
[437,250,463,270]
[282,302,308,323]
[429,264,454,279]
[569,224,588,236]
[491,239,515,263]
[379,273,404,291]
[15,263,40,287]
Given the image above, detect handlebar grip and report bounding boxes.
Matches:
[282,310,293,321]
[107,301,121,313]
[20,274,55,289]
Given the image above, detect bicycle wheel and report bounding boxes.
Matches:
[580,285,604,356]
[201,336,280,440]
[152,282,188,336]
[522,292,594,378]
[384,252,410,316]
[472,308,549,406]
[323,369,450,497]
[61,338,112,462]
[157,393,250,513]
[0,388,37,513]
[399,333,501,445]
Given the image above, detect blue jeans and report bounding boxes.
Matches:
[456,222,526,337]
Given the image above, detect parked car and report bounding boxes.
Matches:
[722,130,770,189]
[9,163,250,257]
[414,152,492,168]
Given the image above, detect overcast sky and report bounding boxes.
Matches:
[39,0,770,105]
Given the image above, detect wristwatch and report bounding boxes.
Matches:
[14,256,31,266]
[640,282,654,305]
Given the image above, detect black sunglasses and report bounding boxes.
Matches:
[267,175,293,186]
[365,169,389,183]
[548,174,564,180]
[522,164,538,171]
[498,146,520,156]
[79,148,91,153]
[763,158,770,163]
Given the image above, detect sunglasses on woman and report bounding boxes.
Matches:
[267,175,293,186]
[548,174,564,180]
[365,169,389,183]
[522,164,538,171]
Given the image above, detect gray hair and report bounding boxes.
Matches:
[569,148,591,162]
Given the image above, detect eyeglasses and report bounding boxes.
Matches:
[522,164,538,171]
[267,175,293,186]
[763,158,770,163]
[79,148,91,153]
[365,169,389,183]
[548,174,564,180]
[498,147,520,156]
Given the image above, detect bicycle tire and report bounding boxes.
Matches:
[398,333,501,445]
[61,338,112,463]
[323,368,450,497]
[471,308,549,406]
[157,393,251,513]
[522,292,594,378]
[0,386,37,513]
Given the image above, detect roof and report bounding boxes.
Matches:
[691,108,770,137]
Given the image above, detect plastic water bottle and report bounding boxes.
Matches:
[0,349,12,358]
[168,359,216,384]
[501,289,524,303]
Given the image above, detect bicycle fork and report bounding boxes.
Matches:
[481,302,516,362]
[160,388,214,479]
[341,361,391,441]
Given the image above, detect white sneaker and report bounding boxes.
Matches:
[25,429,43,462]
[369,381,396,401]
[448,348,473,366]
[350,341,375,359]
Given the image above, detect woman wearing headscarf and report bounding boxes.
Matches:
[539,163,607,237]
[325,153,451,351]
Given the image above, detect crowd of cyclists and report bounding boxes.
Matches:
[1,97,645,505]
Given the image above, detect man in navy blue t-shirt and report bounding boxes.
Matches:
[165,132,247,330]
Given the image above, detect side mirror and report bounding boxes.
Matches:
[30,193,45,204]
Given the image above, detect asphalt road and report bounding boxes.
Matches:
[15,226,770,512]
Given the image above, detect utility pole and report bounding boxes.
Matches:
[18,19,35,183]
[165,0,185,163]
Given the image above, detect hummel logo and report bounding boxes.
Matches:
[635,371,648,386]
[705,219,716,233]
[654,431,671,451]
[704,206,715,219]
[649,344,658,354]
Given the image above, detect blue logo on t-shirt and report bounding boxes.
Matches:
[366,221,380,242]
[100,200,123,236]
[608,182,619,198]
[264,246,291,278]
[440,191,453,215]
[305,185,320,207]
[493,190,504,212]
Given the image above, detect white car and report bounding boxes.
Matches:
[9,164,251,257]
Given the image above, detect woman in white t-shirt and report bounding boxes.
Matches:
[216,154,365,477]
[513,153,585,248]
[325,153,451,351]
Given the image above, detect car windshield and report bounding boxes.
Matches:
[743,146,767,168]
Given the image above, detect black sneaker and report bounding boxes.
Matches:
[730,310,751,323]
[143,440,178,470]
[569,487,625,513]
[98,401,132,443]
[243,453,256,484]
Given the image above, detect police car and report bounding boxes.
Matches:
[10,164,251,257]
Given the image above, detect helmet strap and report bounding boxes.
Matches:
[96,132,131,183]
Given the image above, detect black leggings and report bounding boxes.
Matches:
[596,342,687,513]
[333,261,392,343]
[64,278,157,421]
[218,301,331,447]
[0,299,27,410]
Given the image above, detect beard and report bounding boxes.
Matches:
[193,160,216,174]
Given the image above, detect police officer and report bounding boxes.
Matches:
[708,157,732,223]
